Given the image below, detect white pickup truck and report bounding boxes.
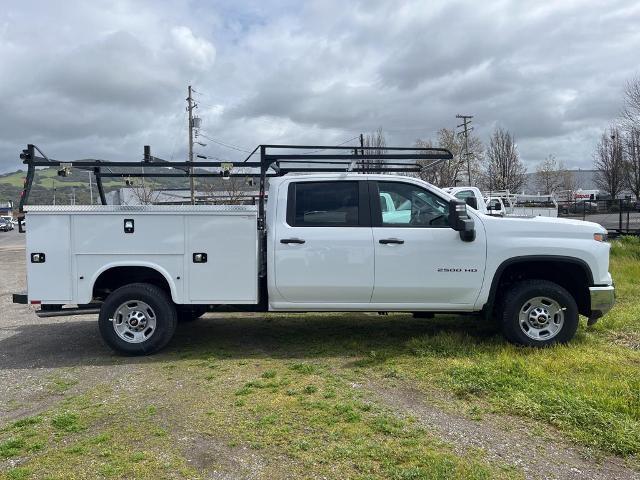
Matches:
[13,145,615,355]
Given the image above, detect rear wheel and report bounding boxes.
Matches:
[98,283,177,355]
[499,280,578,347]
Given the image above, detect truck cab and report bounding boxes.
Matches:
[267,175,484,311]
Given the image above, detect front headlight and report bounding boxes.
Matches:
[594,232,608,242]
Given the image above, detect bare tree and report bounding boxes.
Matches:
[535,155,566,193]
[622,76,640,130]
[624,127,640,200]
[200,166,253,204]
[483,127,527,192]
[594,126,625,199]
[361,127,387,171]
[561,170,580,198]
[127,181,159,205]
[414,128,483,187]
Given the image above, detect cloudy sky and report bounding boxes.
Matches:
[1,0,638,173]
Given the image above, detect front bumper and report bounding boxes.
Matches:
[588,285,615,325]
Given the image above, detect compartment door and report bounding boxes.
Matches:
[187,215,258,303]
[26,214,72,303]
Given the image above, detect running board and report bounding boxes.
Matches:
[36,308,100,318]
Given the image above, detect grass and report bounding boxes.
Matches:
[1,237,638,477]
[0,387,198,479]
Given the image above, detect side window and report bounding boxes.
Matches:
[377,182,450,227]
[291,181,359,227]
[488,199,502,211]
[455,190,478,209]
[454,190,474,201]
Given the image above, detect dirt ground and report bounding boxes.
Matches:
[0,229,638,479]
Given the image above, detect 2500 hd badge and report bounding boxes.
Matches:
[437,268,478,272]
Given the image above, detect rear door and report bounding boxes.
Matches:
[273,180,374,304]
[370,180,486,307]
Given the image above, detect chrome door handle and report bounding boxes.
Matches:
[379,238,404,245]
[280,238,305,244]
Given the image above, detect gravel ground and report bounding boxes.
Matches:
[0,230,127,424]
[369,381,640,480]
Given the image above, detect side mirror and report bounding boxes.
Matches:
[448,199,475,242]
[464,196,478,209]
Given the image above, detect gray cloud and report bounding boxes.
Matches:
[0,0,638,174]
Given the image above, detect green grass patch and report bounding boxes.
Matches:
[151,348,518,480]
[0,388,198,480]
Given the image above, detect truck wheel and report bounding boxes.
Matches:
[499,280,578,347]
[98,283,177,355]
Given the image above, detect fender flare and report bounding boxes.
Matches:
[485,255,594,310]
[88,261,180,303]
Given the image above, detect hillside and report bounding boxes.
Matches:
[0,165,200,208]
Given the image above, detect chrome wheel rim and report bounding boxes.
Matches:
[518,296,565,341]
[110,300,157,343]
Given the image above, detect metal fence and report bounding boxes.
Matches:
[557,199,640,236]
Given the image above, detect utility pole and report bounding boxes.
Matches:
[456,114,474,185]
[359,133,365,173]
[52,178,56,205]
[187,85,195,205]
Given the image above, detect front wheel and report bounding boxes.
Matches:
[499,280,579,347]
[98,283,177,355]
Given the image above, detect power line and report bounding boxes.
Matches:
[300,135,360,154]
[197,132,253,153]
[169,110,188,162]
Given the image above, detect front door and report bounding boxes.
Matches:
[273,180,374,304]
[370,180,486,308]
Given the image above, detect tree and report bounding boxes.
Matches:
[200,166,253,204]
[624,127,640,200]
[483,127,527,192]
[535,154,566,194]
[622,76,640,130]
[361,127,387,172]
[561,169,580,199]
[594,127,625,199]
[414,128,483,187]
[127,181,159,205]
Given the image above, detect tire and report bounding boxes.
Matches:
[98,283,177,355]
[177,306,207,323]
[499,279,579,347]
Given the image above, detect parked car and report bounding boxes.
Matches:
[568,201,598,214]
[0,218,13,231]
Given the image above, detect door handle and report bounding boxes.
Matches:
[280,238,305,244]
[379,238,404,245]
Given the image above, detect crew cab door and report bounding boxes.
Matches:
[370,180,486,307]
[273,180,374,304]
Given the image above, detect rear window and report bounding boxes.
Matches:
[291,181,359,227]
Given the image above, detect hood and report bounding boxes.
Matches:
[478,213,607,238]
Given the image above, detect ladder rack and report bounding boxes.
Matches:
[17,143,453,219]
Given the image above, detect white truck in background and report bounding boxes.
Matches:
[14,144,615,355]
[444,187,559,217]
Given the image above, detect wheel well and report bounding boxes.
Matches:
[92,267,172,302]
[490,259,591,317]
